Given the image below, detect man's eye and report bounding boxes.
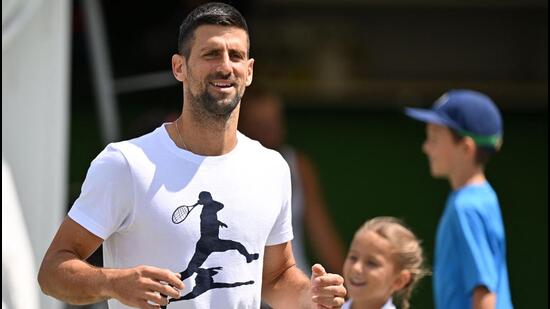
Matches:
[230,53,244,60]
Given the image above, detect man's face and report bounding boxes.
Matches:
[179,25,254,117]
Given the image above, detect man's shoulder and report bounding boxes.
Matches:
[91,128,163,171]
[110,127,163,153]
[239,132,286,159]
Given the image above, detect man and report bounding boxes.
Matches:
[38,3,346,309]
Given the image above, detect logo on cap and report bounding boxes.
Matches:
[433,94,450,109]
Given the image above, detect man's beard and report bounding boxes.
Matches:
[187,72,242,120]
[192,87,241,119]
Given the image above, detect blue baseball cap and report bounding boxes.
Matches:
[405,89,503,150]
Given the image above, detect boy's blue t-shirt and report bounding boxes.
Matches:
[434,181,513,309]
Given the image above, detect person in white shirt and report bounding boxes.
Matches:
[342,217,429,309]
[37,3,346,309]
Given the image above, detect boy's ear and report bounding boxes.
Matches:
[393,270,412,292]
[462,136,478,157]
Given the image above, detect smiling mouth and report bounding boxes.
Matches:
[348,279,367,287]
[209,81,234,89]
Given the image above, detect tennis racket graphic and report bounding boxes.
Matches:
[172,202,200,224]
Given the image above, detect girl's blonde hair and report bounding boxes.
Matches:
[358,217,430,309]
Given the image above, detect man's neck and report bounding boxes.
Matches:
[175,103,240,156]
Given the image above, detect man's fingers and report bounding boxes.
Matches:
[142,267,185,290]
[311,284,347,297]
[143,291,169,306]
[311,263,327,279]
[310,270,346,309]
[312,294,346,308]
[312,273,344,287]
[138,299,161,309]
[146,280,181,299]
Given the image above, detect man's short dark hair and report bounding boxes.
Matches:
[178,2,249,59]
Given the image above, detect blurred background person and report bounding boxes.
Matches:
[239,86,346,275]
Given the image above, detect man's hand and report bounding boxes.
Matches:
[107,265,185,309]
[310,264,346,309]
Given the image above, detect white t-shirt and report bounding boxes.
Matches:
[69,125,293,309]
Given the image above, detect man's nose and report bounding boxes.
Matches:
[215,52,232,75]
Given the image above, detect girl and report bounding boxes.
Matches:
[343,217,429,309]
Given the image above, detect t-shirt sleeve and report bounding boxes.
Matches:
[266,158,294,246]
[68,144,135,240]
[451,204,498,294]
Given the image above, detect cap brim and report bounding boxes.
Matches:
[404,107,457,129]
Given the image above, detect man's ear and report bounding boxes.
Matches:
[245,58,254,86]
[172,54,186,82]
[393,270,412,292]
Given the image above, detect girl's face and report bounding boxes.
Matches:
[343,230,408,306]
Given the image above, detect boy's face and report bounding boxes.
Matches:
[343,231,406,306]
[422,123,461,178]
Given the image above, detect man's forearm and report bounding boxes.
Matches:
[38,250,113,305]
[262,265,312,309]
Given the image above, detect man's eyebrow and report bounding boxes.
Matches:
[199,46,220,53]
[229,48,246,55]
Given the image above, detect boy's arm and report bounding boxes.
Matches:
[38,217,184,308]
[472,286,496,309]
[261,241,346,308]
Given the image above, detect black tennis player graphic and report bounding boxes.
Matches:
[165,191,259,306]
[180,267,253,300]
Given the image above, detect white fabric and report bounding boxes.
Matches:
[2,158,40,309]
[69,125,293,309]
[2,0,70,308]
[341,298,396,309]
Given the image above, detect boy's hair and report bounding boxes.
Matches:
[178,2,249,59]
[449,129,496,166]
[359,217,430,309]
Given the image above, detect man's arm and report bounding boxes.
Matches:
[262,241,346,309]
[38,217,184,308]
[472,286,496,309]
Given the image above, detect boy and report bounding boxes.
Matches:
[405,89,513,309]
